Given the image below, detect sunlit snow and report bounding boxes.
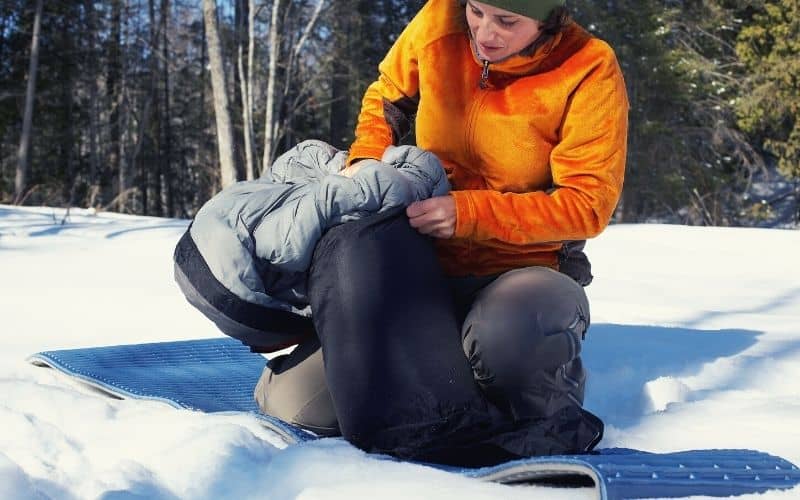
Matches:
[1,204,798,499]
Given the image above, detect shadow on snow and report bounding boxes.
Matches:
[0,220,188,238]
[582,323,760,429]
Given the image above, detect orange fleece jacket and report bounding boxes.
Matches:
[349,0,629,277]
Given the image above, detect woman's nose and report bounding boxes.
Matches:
[475,19,498,41]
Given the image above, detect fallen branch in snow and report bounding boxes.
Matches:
[691,187,715,226]
[102,187,140,214]
[13,184,40,206]
[60,207,71,226]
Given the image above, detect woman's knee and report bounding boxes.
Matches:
[461,267,590,388]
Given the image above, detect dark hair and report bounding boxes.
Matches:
[456,1,571,57]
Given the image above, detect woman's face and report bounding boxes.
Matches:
[465,0,543,62]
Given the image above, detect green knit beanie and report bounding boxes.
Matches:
[477,0,565,21]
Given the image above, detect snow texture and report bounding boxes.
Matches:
[1,204,799,499]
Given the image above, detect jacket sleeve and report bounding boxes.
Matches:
[450,46,629,244]
[347,5,425,165]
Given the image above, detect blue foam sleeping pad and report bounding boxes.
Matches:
[29,338,800,499]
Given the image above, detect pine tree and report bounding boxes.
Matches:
[571,0,763,225]
[735,0,800,198]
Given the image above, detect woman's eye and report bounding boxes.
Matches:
[499,18,518,28]
[470,7,482,17]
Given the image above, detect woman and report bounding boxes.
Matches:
[256,0,628,466]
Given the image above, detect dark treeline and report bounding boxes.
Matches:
[1,0,797,225]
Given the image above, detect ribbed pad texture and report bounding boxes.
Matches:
[30,338,800,498]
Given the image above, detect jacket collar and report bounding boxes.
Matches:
[468,24,570,78]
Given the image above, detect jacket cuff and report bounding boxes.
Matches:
[451,191,477,239]
[347,145,386,166]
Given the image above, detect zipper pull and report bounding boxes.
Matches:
[479,60,490,89]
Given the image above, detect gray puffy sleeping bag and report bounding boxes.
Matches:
[174,140,450,351]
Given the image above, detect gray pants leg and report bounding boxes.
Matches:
[460,266,589,420]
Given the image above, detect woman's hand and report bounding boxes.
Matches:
[406,195,456,238]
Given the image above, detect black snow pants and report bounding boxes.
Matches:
[256,209,603,466]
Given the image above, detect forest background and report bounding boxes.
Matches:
[1,0,798,227]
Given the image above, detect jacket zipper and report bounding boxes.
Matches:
[464,59,493,259]
[479,59,490,89]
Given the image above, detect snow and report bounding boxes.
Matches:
[1,203,799,499]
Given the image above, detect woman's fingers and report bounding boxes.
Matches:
[406,197,455,238]
[405,199,429,219]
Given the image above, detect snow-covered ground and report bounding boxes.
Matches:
[1,204,799,499]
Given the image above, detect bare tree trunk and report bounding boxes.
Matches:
[162,0,174,215]
[130,98,152,213]
[85,0,102,207]
[247,0,255,160]
[262,0,282,172]
[0,13,7,189]
[293,0,326,68]
[203,0,238,188]
[237,0,255,180]
[329,1,353,150]
[196,15,208,208]
[58,10,77,208]
[109,0,125,210]
[277,0,326,147]
[127,1,153,214]
[63,78,77,207]
[146,0,160,215]
[14,0,43,204]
